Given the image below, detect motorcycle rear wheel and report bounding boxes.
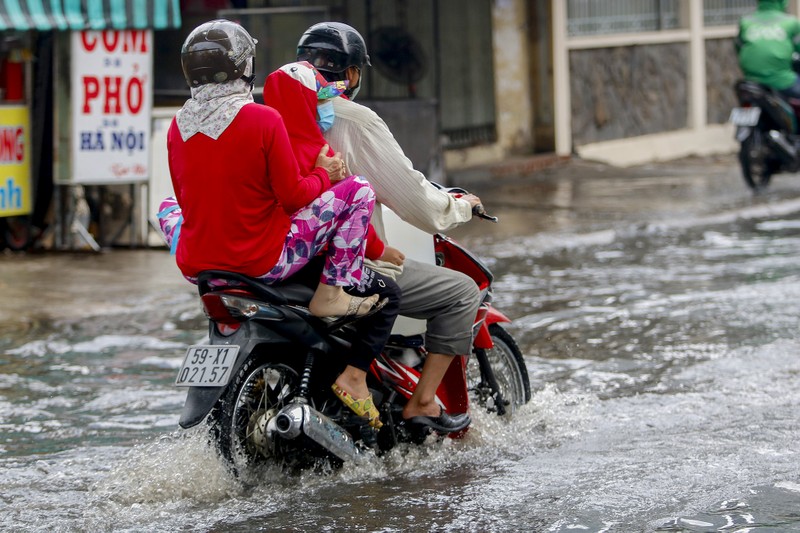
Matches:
[208,355,300,473]
[739,129,774,192]
[468,324,531,416]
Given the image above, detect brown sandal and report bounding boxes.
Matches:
[344,294,378,318]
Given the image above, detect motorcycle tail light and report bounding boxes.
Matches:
[217,322,241,336]
[201,293,259,323]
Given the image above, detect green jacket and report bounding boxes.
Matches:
[737,0,800,90]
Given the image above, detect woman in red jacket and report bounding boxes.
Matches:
[164,20,383,320]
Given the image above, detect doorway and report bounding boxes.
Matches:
[528,0,555,153]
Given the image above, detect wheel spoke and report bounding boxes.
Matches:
[211,359,299,471]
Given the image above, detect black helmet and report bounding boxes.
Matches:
[296,22,371,74]
[181,19,257,88]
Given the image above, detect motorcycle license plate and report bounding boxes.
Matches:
[175,345,239,387]
[730,107,761,126]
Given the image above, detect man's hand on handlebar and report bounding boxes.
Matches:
[450,191,498,222]
[455,193,482,209]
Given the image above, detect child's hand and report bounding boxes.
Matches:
[315,145,345,182]
[379,246,405,266]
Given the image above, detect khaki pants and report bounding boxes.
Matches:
[393,258,481,356]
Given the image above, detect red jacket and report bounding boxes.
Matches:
[263,68,385,259]
[167,102,331,278]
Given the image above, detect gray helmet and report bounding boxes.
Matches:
[296,22,371,74]
[181,19,257,87]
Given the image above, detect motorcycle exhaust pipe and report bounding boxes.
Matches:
[274,403,364,462]
[768,130,798,161]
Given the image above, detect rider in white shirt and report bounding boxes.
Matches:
[296,22,483,433]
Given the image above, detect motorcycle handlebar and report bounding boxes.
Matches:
[432,182,499,223]
[472,203,498,223]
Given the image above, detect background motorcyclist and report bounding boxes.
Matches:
[736,0,800,100]
[294,22,481,433]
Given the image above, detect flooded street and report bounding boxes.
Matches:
[4,157,800,531]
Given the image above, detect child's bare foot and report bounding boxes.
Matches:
[308,284,380,318]
[334,366,370,400]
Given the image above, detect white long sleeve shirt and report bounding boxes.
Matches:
[324,97,473,247]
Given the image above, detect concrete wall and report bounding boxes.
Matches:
[705,37,740,125]
[556,0,739,166]
[569,43,690,145]
[446,0,751,170]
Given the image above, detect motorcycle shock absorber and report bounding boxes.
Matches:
[296,349,318,403]
[474,348,509,416]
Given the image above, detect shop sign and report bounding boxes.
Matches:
[0,105,31,217]
[71,30,152,184]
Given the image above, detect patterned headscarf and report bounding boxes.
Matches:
[175,75,254,141]
[277,61,348,100]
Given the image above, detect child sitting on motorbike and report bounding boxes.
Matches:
[262,60,405,429]
[263,61,405,267]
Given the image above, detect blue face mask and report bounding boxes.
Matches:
[317,100,335,132]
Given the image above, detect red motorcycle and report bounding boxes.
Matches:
[173,195,530,472]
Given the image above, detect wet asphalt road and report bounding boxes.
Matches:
[5,154,800,531]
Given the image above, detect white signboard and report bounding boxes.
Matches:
[71,30,152,184]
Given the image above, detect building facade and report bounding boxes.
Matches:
[0,0,781,249]
[148,1,766,174]
[451,0,767,170]
[170,1,763,171]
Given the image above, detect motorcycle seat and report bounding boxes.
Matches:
[197,270,314,306]
[735,79,767,103]
[272,282,315,306]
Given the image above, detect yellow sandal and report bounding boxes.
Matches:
[331,383,383,429]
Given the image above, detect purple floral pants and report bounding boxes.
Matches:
[158,175,375,287]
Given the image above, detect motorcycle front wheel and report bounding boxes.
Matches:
[739,129,775,191]
[468,324,531,416]
[208,354,300,473]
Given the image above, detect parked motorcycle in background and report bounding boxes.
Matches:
[173,190,531,474]
[731,58,800,192]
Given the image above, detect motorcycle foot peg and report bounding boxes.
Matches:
[359,424,379,448]
[343,411,378,431]
[398,418,434,444]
